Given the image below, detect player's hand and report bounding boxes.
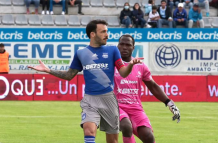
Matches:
[28,60,50,73]
[130,57,144,65]
[167,100,180,123]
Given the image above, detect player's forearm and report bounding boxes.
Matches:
[119,64,133,78]
[149,82,169,103]
[49,69,78,81]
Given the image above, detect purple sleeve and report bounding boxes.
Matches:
[70,52,83,72]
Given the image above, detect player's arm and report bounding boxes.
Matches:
[144,79,180,123]
[28,60,79,81]
[116,58,144,78]
[144,80,168,102]
[49,68,79,81]
[113,45,143,78]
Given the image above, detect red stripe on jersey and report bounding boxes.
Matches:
[115,59,125,70]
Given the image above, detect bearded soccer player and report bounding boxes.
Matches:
[114,35,181,143]
[28,20,143,143]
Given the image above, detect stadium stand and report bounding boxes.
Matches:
[55,15,68,26]
[90,0,103,7]
[0,0,11,6]
[12,0,25,6]
[2,14,14,25]
[28,15,41,25]
[129,0,141,6]
[103,0,116,7]
[154,0,162,6]
[68,15,81,26]
[142,0,148,6]
[212,17,218,27]
[42,15,54,26]
[107,16,120,27]
[81,0,90,7]
[93,16,106,21]
[203,17,212,27]
[0,0,217,28]
[81,16,91,26]
[15,14,28,25]
[116,0,128,7]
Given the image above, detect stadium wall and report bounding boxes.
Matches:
[0,74,218,102]
[2,28,218,75]
[1,28,218,102]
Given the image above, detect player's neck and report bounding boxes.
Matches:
[122,57,131,62]
[90,40,102,48]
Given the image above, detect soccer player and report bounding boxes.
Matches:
[114,35,181,143]
[28,20,143,143]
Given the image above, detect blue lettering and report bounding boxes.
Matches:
[185,49,199,60]
[200,49,213,60]
[132,45,143,58]
[57,44,71,58]
[32,44,54,58]
[15,44,28,58]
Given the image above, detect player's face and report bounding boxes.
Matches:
[118,37,134,59]
[0,46,4,52]
[94,24,108,46]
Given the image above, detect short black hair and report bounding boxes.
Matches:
[0,43,4,47]
[161,0,166,3]
[86,20,108,39]
[119,34,135,46]
[152,5,157,10]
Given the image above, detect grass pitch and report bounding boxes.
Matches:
[0,101,217,143]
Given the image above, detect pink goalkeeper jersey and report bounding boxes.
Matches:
[114,61,152,108]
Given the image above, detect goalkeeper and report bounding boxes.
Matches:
[114,34,181,143]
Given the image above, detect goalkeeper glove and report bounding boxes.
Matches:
[165,99,180,123]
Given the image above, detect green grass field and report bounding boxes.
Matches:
[0,102,217,143]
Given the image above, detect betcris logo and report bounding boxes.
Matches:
[155,43,218,69]
[6,43,144,59]
[67,31,142,41]
[68,31,142,40]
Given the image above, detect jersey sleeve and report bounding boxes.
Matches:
[70,52,83,72]
[142,63,152,81]
[113,46,125,70]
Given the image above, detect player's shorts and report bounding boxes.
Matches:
[119,105,153,137]
[80,91,119,134]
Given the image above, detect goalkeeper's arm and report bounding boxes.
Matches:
[144,79,180,123]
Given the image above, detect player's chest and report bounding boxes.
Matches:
[81,50,113,70]
[115,65,143,81]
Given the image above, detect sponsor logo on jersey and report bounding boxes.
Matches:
[117,88,139,94]
[120,79,138,84]
[102,53,108,58]
[83,63,109,70]
[92,53,98,58]
[136,71,142,78]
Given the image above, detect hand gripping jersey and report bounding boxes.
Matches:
[70,45,124,95]
[114,61,152,107]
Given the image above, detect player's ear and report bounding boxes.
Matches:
[90,32,95,38]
